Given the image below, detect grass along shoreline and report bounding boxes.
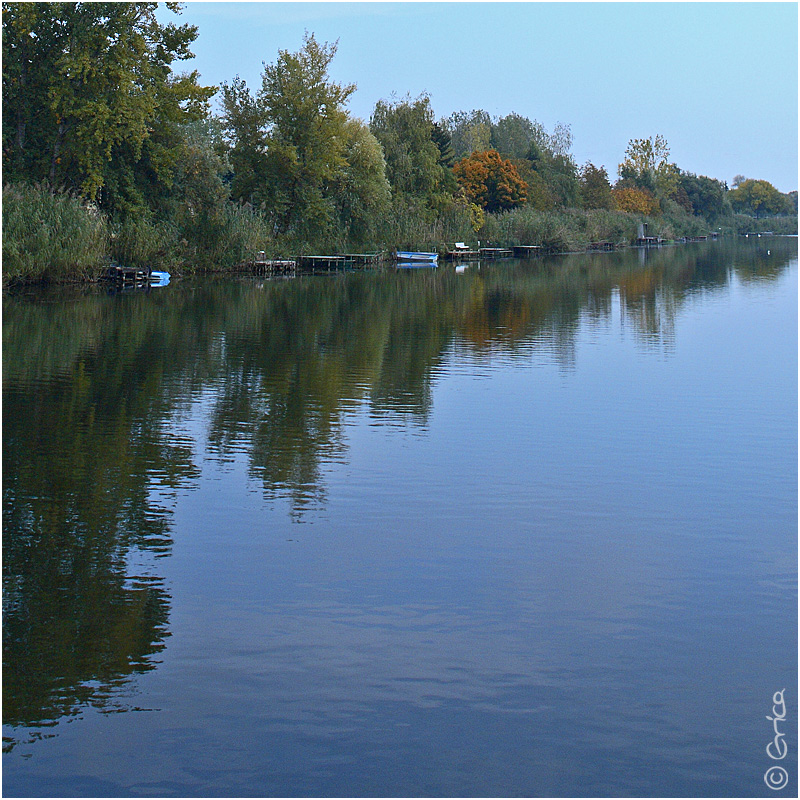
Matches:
[3,183,797,286]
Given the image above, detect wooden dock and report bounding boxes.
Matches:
[445,249,480,261]
[101,264,150,284]
[343,252,387,267]
[479,247,514,260]
[238,258,296,275]
[512,245,542,258]
[235,252,388,275]
[297,255,348,272]
[587,241,615,252]
[636,237,663,247]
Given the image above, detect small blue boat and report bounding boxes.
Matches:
[396,251,438,263]
[149,270,171,286]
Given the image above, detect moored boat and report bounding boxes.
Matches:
[396,250,438,263]
[149,270,171,286]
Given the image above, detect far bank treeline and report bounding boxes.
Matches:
[2,4,797,283]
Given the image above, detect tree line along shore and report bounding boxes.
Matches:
[3,4,797,285]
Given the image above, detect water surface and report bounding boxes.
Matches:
[3,238,797,797]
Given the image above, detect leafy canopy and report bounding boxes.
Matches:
[612,186,660,216]
[728,179,790,218]
[2,2,215,214]
[617,134,678,197]
[453,149,528,213]
[221,33,364,241]
[370,93,454,208]
[580,163,613,210]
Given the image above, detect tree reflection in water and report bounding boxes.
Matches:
[2,237,794,742]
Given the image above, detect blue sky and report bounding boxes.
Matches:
[164,2,798,192]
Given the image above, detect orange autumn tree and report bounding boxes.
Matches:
[453,149,528,212]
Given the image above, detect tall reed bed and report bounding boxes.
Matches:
[178,202,277,271]
[721,213,797,235]
[110,218,181,269]
[372,198,475,253]
[475,204,748,252]
[478,207,642,252]
[2,183,108,283]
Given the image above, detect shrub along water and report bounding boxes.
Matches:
[2,184,108,283]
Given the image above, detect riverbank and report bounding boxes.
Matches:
[3,182,797,286]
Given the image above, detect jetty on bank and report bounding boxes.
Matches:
[234,251,388,275]
[228,233,721,278]
[101,264,151,284]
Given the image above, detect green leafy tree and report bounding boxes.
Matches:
[527,136,580,209]
[443,109,492,159]
[506,158,549,210]
[618,135,669,180]
[617,135,679,198]
[2,2,214,215]
[259,33,356,240]
[370,93,452,208]
[728,178,787,218]
[166,119,230,252]
[221,34,393,248]
[431,122,456,169]
[580,162,614,210]
[546,122,575,159]
[677,172,727,219]
[332,119,391,246]
[522,168,553,211]
[218,75,269,207]
[490,112,542,160]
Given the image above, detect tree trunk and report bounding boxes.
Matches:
[15,58,27,156]
[50,121,66,185]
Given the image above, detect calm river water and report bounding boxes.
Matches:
[3,238,797,797]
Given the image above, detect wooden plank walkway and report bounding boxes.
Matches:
[234,252,390,275]
[297,255,348,272]
[587,241,615,252]
[101,265,150,284]
[512,245,542,258]
[246,259,296,275]
[445,249,480,261]
[342,252,387,266]
[479,247,514,260]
